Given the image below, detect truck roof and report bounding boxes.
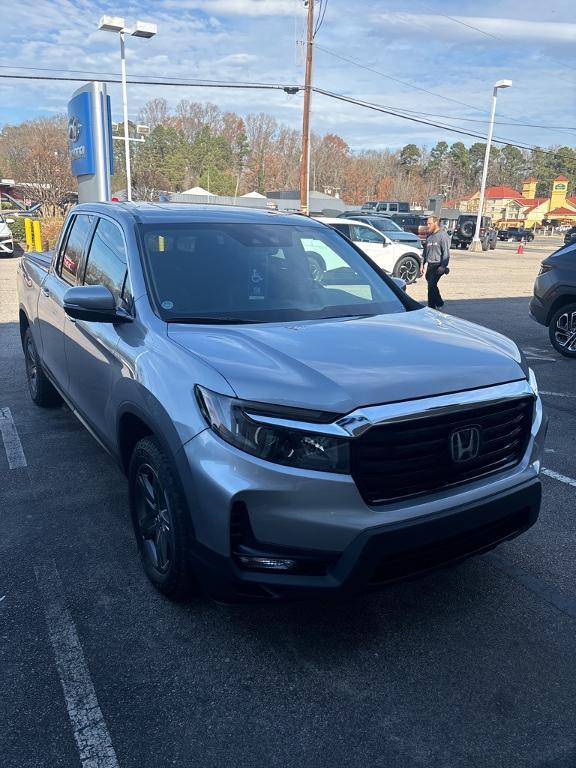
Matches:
[73,202,322,228]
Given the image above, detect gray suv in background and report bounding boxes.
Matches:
[18,203,546,602]
[531,238,576,357]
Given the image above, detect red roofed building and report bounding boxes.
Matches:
[458,176,576,226]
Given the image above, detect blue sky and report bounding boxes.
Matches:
[1,0,575,152]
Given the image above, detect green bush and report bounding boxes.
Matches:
[8,217,25,243]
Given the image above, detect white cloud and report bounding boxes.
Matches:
[162,0,301,16]
[371,12,576,45]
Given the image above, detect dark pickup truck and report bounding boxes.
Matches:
[498,227,535,242]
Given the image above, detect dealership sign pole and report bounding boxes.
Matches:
[67,82,114,203]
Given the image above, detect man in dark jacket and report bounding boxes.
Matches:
[422,216,450,309]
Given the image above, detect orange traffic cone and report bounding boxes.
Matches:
[517,241,524,254]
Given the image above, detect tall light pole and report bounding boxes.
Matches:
[299,0,314,215]
[98,16,157,202]
[470,79,512,252]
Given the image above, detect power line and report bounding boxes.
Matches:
[419,4,576,76]
[315,44,489,115]
[315,43,576,140]
[0,70,568,156]
[313,0,328,37]
[2,61,573,137]
[314,88,563,156]
[0,72,297,91]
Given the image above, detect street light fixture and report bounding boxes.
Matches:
[470,79,512,252]
[98,15,157,202]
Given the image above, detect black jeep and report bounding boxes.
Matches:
[451,215,497,251]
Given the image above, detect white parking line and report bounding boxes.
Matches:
[34,561,120,768]
[0,407,27,469]
[523,347,557,362]
[541,391,576,398]
[542,468,576,489]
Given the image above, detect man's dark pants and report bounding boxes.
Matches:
[426,265,444,308]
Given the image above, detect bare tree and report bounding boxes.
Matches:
[0,116,74,215]
[137,98,170,129]
[244,113,278,193]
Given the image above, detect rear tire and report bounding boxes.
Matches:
[129,436,199,599]
[23,328,60,407]
[394,255,420,284]
[548,303,576,358]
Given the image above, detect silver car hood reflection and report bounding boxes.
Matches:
[168,308,526,414]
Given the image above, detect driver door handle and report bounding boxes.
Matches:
[41,286,50,297]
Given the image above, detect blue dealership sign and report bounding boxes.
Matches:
[67,91,96,177]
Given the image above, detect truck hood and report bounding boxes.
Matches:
[167,308,526,414]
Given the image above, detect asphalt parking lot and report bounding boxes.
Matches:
[1,236,576,768]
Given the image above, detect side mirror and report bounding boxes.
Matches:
[392,277,407,292]
[6,218,15,224]
[63,285,132,324]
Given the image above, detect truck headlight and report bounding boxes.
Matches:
[196,386,350,473]
[528,367,539,396]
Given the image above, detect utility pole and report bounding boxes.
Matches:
[299,0,314,215]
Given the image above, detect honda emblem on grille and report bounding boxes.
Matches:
[450,426,481,463]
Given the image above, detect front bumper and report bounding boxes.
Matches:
[191,478,541,601]
[0,237,14,255]
[529,295,548,326]
[179,386,547,602]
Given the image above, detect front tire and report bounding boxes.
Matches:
[23,328,60,407]
[129,436,199,599]
[548,303,576,357]
[394,255,420,284]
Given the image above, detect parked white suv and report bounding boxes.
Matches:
[317,217,422,284]
[0,214,15,256]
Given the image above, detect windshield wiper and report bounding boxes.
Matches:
[167,316,264,324]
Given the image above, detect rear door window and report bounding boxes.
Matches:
[350,224,383,243]
[58,214,94,286]
[332,223,351,239]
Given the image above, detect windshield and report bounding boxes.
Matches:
[139,222,407,323]
[366,218,403,233]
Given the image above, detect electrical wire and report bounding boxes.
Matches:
[0,71,567,156]
[315,44,576,140]
[1,62,572,136]
[419,4,576,75]
[313,0,328,37]
[314,88,562,156]
[0,72,297,91]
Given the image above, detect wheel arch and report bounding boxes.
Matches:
[19,308,30,348]
[546,294,576,326]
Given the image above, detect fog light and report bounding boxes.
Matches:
[238,556,297,571]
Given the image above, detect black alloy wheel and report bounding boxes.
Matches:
[23,327,60,406]
[394,255,420,284]
[549,303,576,358]
[129,436,198,598]
[134,463,174,575]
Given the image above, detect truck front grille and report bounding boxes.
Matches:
[351,397,534,505]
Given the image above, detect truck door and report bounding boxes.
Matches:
[64,216,131,445]
[37,213,94,395]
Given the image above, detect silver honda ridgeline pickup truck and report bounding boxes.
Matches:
[18,203,546,601]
